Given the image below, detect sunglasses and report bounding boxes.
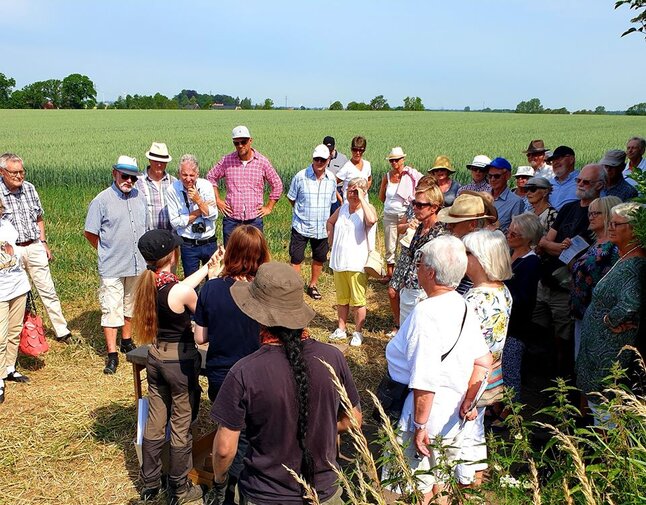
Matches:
[351,147,365,153]
[313,157,327,163]
[469,167,488,173]
[347,189,360,195]
[233,139,249,147]
[119,172,138,182]
[526,186,544,193]
[412,200,434,209]
[389,158,403,164]
[488,173,505,180]
[575,178,598,186]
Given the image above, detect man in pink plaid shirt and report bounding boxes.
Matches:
[207,125,283,246]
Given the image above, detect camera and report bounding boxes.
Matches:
[191,221,206,234]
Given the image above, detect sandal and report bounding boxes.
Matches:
[306,285,322,300]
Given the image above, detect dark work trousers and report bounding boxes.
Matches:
[140,342,202,490]
[179,239,217,278]
[222,217,263,247]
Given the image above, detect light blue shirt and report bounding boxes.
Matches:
[166,178,218,239]
[549,170,579,211]
[288,166,337,239]
[493,187,524,232]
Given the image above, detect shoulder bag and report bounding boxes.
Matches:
[19,291,49,357]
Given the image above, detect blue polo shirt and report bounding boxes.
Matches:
[493,187,524,232]
[84,183,147,278]
[549,170,579,211]
[287,166,337,239]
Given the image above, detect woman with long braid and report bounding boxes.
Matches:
[210,262,361,505]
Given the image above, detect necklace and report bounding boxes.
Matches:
[597,245,641,285]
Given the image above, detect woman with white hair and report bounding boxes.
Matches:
[576,202,646,421]
[327,177,378,346]
[458,229,513,487]
[385,235,491,504]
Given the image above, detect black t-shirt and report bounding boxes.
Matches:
[505,253,541,341]
[157,283,193,343]
[194,277,260,387]
[211,340,361,504]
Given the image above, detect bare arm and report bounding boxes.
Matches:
[378,174,388,203]
[194,323,208,345]
[212,426,241,484]
[460,352,493,420]
[538,227,569,257]
[84,231,99,250]
[213,184,232,217]
[327,208,340,246]
[181,246,224,289]
[413,389,435,457]
[337,406,362,433]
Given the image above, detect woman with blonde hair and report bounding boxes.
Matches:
[133,229,223,504]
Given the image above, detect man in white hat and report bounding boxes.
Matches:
[287,144,338,300]
[84,156,147,374]
[457,155,492,195]
[207,125,283,246]
[512,165,535,212]
[136,142,177,231]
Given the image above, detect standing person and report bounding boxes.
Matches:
[429,155,460,206]
[136,142,177,231]
[0,152,72,343]
[287,144,337,299]
[210,262,361,505]
[134,230,223,504]
[525,176,558,233]
[487,157,524,232]
[84,155,147,374]
[379,147,423,280]
[548,146,579,210]
[207,125,283,246]
[0,200,32,402]
[523,140,553,179]
[336,135,372,199]
[327,177,378,347]
[457,155,492,195]
[623,136,646,187]
[600,149,638,201]
[167,154,218,277]
[323,135,348,215]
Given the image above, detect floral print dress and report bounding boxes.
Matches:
[464,285,513,360]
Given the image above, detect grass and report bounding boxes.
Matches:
[1,109,645,504]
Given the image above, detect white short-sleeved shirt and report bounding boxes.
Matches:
[336,160,372,198]
[329,203,376,272]
[386,290,489,436]
[0,220,31,302]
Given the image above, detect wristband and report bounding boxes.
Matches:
[413,420,427,430]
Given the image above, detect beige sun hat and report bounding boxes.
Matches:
[386,147,406,160]
[230,262,316,329]
[145,142,172,163]
[437,194,494,224]
[429,155,455,173]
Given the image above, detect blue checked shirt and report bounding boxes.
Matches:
[288,166,337,239]
[0,179,43,243]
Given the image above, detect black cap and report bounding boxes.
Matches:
[323,136,335,149]
[138,230,182,262]
[548,145,575,161]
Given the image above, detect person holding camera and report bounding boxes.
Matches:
[167,154,219,277]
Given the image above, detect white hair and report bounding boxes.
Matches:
[419,235,467,288]
[179,154,199,173]
[462,229,512,281]
[612,201,644,225]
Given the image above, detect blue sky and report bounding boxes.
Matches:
[2,0,644,110]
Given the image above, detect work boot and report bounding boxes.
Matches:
[120,338,137,353]
[103,354,119,374]
[168,481,203,505]
[140,486,160,501]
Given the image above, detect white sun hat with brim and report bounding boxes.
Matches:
[514,166,535,177]
[145,142,172,163]
[386,147,406,160]
[112,155,140,176]
[466,155,491,169]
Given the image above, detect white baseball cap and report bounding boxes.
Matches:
[232,125,251,139]
[312,144,330,159]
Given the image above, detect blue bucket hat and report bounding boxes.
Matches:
[488,157,512,171]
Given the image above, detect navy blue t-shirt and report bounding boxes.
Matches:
[194,277,260,388]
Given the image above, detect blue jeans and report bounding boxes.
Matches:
[222,216,263,247]
[179,239,217,277]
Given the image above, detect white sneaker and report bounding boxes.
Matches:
[350,331,363,347]
[329,328,347,341]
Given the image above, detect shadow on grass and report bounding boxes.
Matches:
[69,309,109,357]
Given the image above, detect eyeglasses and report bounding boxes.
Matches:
[575,178,599,186]
[351,147,365,153]
[233,139,249,147]
[608,221,631,229]
[588,211,602,218]
[412,200,434,209]
[488,173,505,180]
[389,158,403,164]
[2,168,25,178]
[119,172,138,182]
[313,157,327,163]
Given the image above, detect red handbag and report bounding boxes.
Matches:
[19,291,49,357]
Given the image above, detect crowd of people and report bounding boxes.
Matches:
[0,130,645,504]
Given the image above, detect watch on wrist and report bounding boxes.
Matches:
[413,420,427,430]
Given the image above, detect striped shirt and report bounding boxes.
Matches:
[207,149,283,221]
[287,166,337,239]
[0,179,43,243]
[135,169,177,230]
[457,180,492,195]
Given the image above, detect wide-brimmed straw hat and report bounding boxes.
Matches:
[230,262,316,329]
[386,147,406,160]
[437,194,494,224]
[429,155,455,173]
[146,142,172,163]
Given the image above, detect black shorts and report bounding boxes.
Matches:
[289,228,329,264]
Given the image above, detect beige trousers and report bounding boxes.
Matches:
[17,242,69,338]
[0,293,27,379]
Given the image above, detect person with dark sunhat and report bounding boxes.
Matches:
[210,262,361,505]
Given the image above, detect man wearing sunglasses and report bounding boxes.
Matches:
[84,155,147,374]
[0,152,72,348]
[457,155,492,196]
[487,157,524,233]
[207,125,283,246]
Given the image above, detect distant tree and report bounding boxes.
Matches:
[20,82,47,108]
[615,0,646,38]
[346,101,370,111]
[464,106,471,112]
[262,98,274,110]
[240,97,253,109]
[370,95,390,110]
[40,79,62,107]
[329,100,343,110]
[403,96,424,111]
[0,72,16,107]
[515,98,544,113]
[61,73,96,108]
[594,105,607,114]
[8,89,26,108]
[626,102,646,115]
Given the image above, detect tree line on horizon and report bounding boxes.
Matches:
[1,71,645,115]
